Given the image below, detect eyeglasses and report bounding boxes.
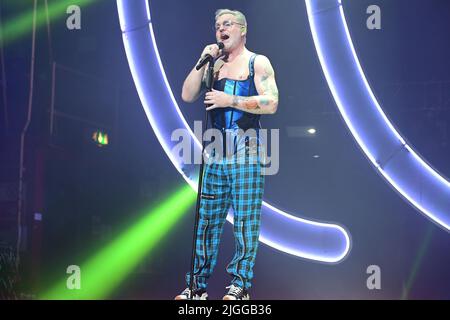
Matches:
[214,20,245,32]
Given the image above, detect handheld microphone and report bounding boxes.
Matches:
[195,42,224,70]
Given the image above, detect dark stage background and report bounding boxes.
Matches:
[0,0,449,299]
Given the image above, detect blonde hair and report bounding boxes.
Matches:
[215,9,247,32]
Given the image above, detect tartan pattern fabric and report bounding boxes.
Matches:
[186,138,264,290]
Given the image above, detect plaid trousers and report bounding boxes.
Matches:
[186,135,265,290]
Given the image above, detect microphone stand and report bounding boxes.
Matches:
[188,54,215,299]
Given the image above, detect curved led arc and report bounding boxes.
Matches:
[117,0,351,263]
[117,1,195,190]
[305,0,450,231]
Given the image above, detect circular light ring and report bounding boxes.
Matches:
[116,0,351,263]
[305,0,450,231]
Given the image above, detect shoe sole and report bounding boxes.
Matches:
[174,294,208,300]
[222,295,250,300]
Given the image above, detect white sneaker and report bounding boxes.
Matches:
[175,287,208,300]
[222,284,250,300]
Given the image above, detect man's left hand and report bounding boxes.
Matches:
[204,89,232,111]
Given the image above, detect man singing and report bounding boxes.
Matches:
[175,8,279,300]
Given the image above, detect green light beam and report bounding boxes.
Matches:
[1,0,95,46]
[42,184,196,300]
[401,225,434,300]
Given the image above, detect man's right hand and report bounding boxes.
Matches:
[199,44,222,62]
[182,44,221,102]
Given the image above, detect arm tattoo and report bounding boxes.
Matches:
[232,95,239,107]
[260,98,270,106]
[229,59,278,113]
[260,64,278,100]
[232,95,259,110]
